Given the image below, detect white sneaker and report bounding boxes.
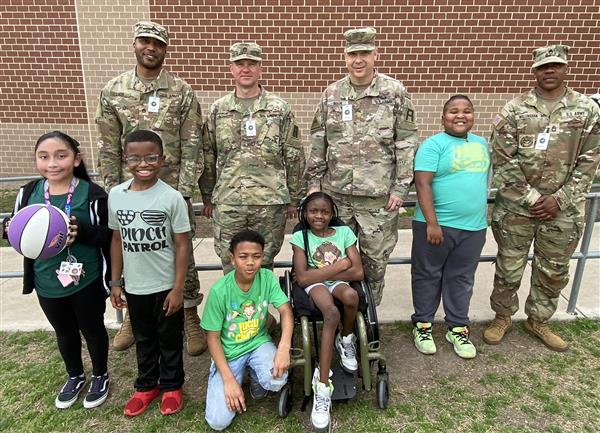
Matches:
[311,380,333,431]
[312,365,333,385]
[335,333,358,373]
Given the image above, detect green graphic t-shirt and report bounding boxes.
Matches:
[201,268,289,360]
[290,225,357,284]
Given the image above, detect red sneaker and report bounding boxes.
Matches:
[160,389,183,415]
[123,387,160,417]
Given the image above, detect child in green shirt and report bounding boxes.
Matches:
[201,229,293,431]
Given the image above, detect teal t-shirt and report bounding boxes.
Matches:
[201,268,289,360]
[290,225,357,284]
[108,179,191,295]
[30,179,100,298]
[414,132,490,231]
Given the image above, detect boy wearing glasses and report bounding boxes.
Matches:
[97,21,205,357]
[108,129,189,417]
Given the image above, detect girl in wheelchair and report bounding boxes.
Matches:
[290,191,364,431]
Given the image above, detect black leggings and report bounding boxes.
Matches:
[37,280,109,377]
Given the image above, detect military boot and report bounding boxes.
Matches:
[483,314,512,345]
[524,318,568,352]
[184,307,207,356]
[113,310,135,351]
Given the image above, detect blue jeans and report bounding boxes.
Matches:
[205,341,288,431]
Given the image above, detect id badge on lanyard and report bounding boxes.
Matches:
[342,100,353,122]
[148,90,160,113]
[44,178,85,286]
[245,118,257,137]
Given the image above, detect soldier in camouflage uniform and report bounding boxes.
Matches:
[483,45,600,351]
[304,28,418,306]
[96,21,206,356]
[199,42,305,273]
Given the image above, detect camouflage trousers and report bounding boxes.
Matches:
[184,203,202,308]
[490,205,583,322]
[213,204,287,274]
[326,190,399,306]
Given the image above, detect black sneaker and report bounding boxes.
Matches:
[83,373,110,409]
[249,374,268,400]
[55,374,86,409]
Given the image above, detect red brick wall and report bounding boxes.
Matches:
[1,0,599,179]
[151,0,600,95]
[0,0,86,124]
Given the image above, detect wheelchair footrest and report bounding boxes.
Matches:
[331,366,356,401]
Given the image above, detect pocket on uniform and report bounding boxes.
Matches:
[215,113,237,153]
[261,113,283,160]
[325,102,345,134]
[542,218,584,256]
[491,209,534,250]
[377,127,394,142]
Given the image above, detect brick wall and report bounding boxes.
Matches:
[153,0,600,94]
[1,0,599,181]
[0,0,86,124]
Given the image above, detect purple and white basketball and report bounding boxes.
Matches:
[7,204,70,260]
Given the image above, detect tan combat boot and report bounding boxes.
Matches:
[483,314,512,345]
[113,310,135,351]
[524,318,568,352]
[184,307,207,356]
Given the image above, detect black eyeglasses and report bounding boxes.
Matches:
[124,154,162,165]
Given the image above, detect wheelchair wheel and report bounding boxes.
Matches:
[376,374,389,409]
[277,383,293,417]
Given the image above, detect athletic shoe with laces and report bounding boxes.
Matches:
[55,374,86,409]
[446,326,477,359]
[311,379,334,432]
[249,373,268,400]
[412,322,436,355]
[83,373,110,409]
[335,332,358,373]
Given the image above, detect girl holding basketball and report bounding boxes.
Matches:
[3,131,111,409]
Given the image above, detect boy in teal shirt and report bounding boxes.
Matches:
[411,95,490,360]
[201,230,293,431]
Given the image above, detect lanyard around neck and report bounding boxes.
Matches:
[43,177,77,217]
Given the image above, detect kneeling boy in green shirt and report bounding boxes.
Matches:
[201,229,293,431]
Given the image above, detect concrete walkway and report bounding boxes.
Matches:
[1,226,599,331]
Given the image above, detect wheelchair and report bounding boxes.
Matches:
[275,259,389,421]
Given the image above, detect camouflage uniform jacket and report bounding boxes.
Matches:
[491,87,600,216]
[96,68,202,198]
[305,72,418,198]
[199,88,306,206]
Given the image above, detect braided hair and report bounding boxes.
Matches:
[296,192,344,263]
[298,191,341,230]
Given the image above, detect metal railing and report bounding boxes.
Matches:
[1,175,599,317]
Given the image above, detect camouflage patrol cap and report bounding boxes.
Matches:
[344,27,376,53]
[134,21,169,45]
[230,42,262,62]
[532,44,569,69]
